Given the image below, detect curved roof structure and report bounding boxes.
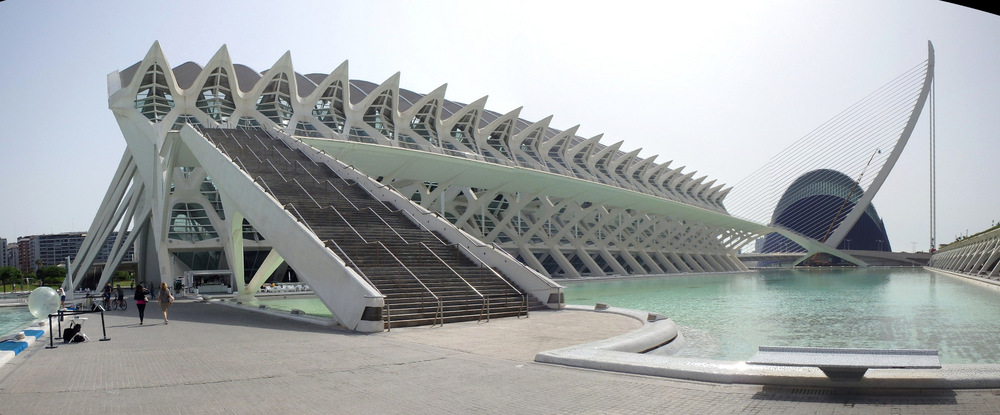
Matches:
[115,50,730,213]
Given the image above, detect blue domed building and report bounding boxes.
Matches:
[760,169,891,254]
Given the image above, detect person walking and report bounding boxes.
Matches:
[134,282,150,325]
[157,282,174,324]
[57,287,66,308]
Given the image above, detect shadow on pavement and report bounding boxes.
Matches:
[752,386,958,406]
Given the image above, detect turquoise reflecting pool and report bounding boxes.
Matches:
[249,295,333,318]
[563,268,1000,364]
[0,306,38,338]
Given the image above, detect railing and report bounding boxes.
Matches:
[377,241,443,328]
[401,210,449,246]
[254,175,279,198]
[296,160,320,184]
[457,244,529,318]
[420,242,488,322]
[324,179,359,210]
[327,204,369,244]
[293,178,322,208]
[0,292,29,304]
[267,160,288,182]
[284,203,316,235]
[363,206,408,244]
[326,238,378,290]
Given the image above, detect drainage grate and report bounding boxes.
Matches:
[787,388,837,396]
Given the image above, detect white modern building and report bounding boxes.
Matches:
[68,42,933,331]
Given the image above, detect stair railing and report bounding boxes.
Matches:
[328,204,369,244]
[296,160,321,184]
[363,206,408,244]
[324,179,359,211]
[377,241,443,327]
[253,175,278,198]
[216,142,231,158]
[401,210,448,245]
[293,178,323,209]
[273,146,292,165]
[284,203,316,235]
[420,242,488,322]
[456,244,529,319]
[244,143,264,164]
[326,238,378,289]
[267,160,288,183]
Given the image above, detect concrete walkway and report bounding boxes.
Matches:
[1,300,999,414]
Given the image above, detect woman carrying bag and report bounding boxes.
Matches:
[134,282,150,325]
[158,282,174,325]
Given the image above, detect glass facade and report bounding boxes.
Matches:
[168,203,219,242]
[133,64,174,122]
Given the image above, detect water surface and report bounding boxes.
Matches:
[0,306,38,338]
[563,268,1000,364]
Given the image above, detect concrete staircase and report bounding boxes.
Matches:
[200,127,528,328]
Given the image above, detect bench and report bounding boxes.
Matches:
[747,346,941,380]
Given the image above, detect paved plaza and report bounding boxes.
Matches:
[2,299,999,414]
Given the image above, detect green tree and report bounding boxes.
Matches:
[40,266,66,287]
[0,266,22,293]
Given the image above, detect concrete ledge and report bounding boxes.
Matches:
[0,322,48,368]
[213,299,343,329]
[925,266,1000,292]
[542,305,678,354]
[535,304,1000,389]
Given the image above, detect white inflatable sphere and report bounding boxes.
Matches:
[28,287,61,319]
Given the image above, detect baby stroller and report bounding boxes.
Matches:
[62,318,89,343]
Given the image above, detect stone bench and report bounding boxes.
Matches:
[747,346,941,380]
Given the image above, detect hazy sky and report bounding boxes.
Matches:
[1,0,997,252]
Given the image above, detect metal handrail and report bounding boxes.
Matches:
[377,241,443,327]
[285,203,316,234]
[330,164,400,213]
[245,144,263,164]
[230,133,246,149]
[267,160,288,182]
[274,147,292,165]
[234,157,251,174]
[325,179,359,211]
[364,206,408,244]
[254,175,278,197]
[293,178,323,209]
[421,242,488,322]
[326,238,378,289]
[401,210,448,246]
[384,302,392,332]
[252,134,270,152]
[240,128,256,145]
[296,160,320,183]
[329,204,369,244]
[457,244,529,319]
[216,142,230,157]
